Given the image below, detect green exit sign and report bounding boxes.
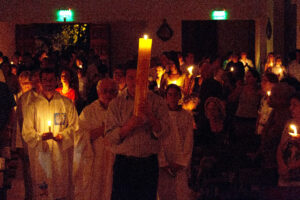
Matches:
[211,10,228,20]
[56,9,74,22]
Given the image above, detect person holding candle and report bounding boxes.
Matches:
[157,84,194,200]
[256,72,279,135]
[105,64,170,200]
[255,83,295,185]
[277,92,300,186]
[161,52,185,90]
[266,55,286,80]
[22,68,78,200]
[74,78,118,200]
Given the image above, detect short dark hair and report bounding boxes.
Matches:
[39,68,56,80]
[166,84,181,97]
[263,72,279,83]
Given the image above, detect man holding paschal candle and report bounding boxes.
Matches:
[105,35,170,200]
[22,68,78,200]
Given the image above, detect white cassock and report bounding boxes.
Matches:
[73,100,114,200]
[23,92,78,200]
[158,109,194,200]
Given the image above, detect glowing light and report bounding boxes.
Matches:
[267,91,271,97]
[10,61,14,65]
[56,9,74,22]
[48,120,52,132]
[78,65,83,69]
[143,35,148,39]
[279,68,283,73]
[187,66,194,75]
[230,67,234,72]
[289,124,298,137]
[211,10,228,20]
[170,80,178,85]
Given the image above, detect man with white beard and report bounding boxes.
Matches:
[22,68,78,200]
[74,78,118,200]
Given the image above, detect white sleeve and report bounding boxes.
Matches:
[22,103,49,152]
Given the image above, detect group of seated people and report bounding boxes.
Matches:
[1,48,300,200]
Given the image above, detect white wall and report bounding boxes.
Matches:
[0,0,280,66]
[0,22,15,58]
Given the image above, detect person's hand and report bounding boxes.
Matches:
[90,122,105,141]
[53,134,63,142]
[119,115,147,139]
[42,132,53,141]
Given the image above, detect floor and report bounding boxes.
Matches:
[6,158,25,200]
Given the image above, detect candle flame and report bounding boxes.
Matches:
[187,66,194,75]
[48,120,51,126]
[10,61,14,65]
[267,91,271,97]
[289,124,298,137]
[78,64,83,69]
[230,67,234,72]
[144,35,148,39]
[170,80,178,86]
[279,68,283,73]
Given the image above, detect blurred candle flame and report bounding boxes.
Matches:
[289,124,298,137]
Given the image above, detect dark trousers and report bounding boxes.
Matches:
[111,154,158,200]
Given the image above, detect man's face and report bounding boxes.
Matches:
[98,81,118,107]
[113,69,125,83]
[166,87,181,109]
[156,66,165,78]
[41,73,57,92]
[125,69,137,96]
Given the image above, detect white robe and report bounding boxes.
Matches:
[22,92,78,200]
[73,100,114,200]
[158,109,194,200]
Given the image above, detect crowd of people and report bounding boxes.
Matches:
[1,48,300,200]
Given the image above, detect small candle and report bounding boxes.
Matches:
[187,66,194,76]
[230,67,234,72]
[289,124,298,137]
[267,91,271,97]
[78,64,83,69]
[48,120,51,132]
[10,61,14,65]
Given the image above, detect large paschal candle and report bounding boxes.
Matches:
[134,35,152,116]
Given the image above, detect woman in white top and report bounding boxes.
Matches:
[158,84,194,200]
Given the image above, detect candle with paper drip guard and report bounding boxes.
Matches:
[289,124,298,137]
[48,120,52,132]
[133,34,152,116]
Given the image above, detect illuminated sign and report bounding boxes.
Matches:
[211,10,228,20]
[56,9,74,22]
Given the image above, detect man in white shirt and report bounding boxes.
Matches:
[105,64,170,200]
[23,68,78,200]
[74,78,118,200]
